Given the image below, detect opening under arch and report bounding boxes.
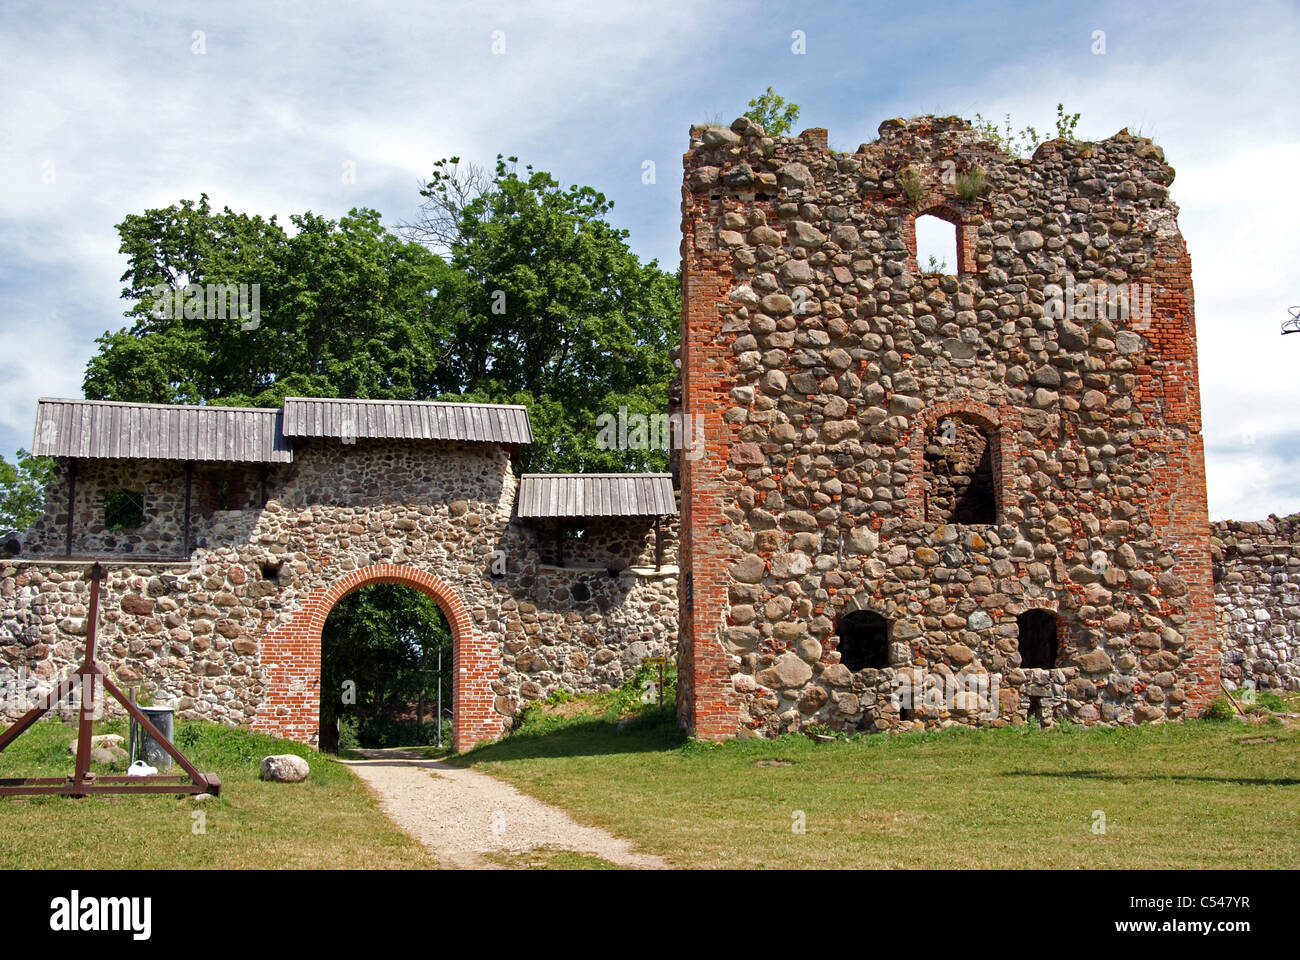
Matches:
[915,214,958,275]
[836,610,891,671]
[252,563,503,754]
[925,416,997,524]
[1016,609,1059,670]
[319,583,452,753]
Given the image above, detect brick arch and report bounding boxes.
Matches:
[251,563,504,753]
[904,399,1017,522]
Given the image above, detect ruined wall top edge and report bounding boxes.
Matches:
[686,114,1175,195]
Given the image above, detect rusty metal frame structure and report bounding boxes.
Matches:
[0,563,219,798]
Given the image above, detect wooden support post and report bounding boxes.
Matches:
[260,464,269,506]
[555,518,565,568]
[71,562,104,796]
[182,461,194,555]
[654,516,663,571]
[0,561,221,798]
[64,459,76,556]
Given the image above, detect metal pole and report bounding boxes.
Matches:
[436,647,442,749]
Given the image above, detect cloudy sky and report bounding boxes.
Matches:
[1,0,1297,520]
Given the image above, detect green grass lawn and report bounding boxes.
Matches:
[0,717,433,870]
[5,691,1297,870]
[454,698,1300,869]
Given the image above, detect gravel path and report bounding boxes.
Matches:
[342,749,667,869]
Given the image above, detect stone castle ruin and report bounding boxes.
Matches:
[674,115,1221,738]
[1,115,1295,751]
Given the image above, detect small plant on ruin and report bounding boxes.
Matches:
[1203,696,1236,721]
[972,104,1082,158]
[1053,103,1081,140]
[744,86,800,137]
[955,165,986,202]
[803,721,841,741]
[1243,690,1286,714]
[922,255,950,274]
[899,166,923,206]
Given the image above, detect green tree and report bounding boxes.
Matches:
[84,196,454,408]
[744,86,800,136]
[0,449,55,533]
[407,156,680,473]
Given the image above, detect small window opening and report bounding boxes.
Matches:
[925,418,996,524]
[205,471,251,512]
[572,581,591,603]
[104,489,144,530]
[259,562,281,582]
[1017,610,1059,669]
[915,214,958,275]
[836,610,891,671]
[1027,695,1044,721]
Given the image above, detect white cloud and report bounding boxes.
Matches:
[1,0,1297,524]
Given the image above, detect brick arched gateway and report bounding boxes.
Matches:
[250,563,504,752]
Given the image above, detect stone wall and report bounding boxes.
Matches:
[1,439,678,750]
[677,115,1217,739]
[1213,515,1300,692]
[22,459,273,559]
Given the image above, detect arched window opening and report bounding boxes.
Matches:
[836,610,891,671]
[924,417,997,524]
[1017,609,1059,670]
[915,214,958,275]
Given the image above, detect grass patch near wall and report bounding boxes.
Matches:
[456,700,1300,870]
[0,718,434,870]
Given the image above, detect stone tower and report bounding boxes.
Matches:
[676,115,1217,739]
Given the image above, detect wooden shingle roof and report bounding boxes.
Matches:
[281,397,533,444]
[31,398,292,463]
[516,474,677,518]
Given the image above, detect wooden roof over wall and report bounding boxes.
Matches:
[516,474,677,518]
[32,398,292,463]
[30,396,534,463]
[281,397,533,444]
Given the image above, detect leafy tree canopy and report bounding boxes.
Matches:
[0,449,55,532]
[407,156,679,472]
[85,196,454,408]
[85,159,681,474]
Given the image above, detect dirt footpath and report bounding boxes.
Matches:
[342,749,667,869]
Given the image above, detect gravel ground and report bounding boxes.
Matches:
[342,749,668,869]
